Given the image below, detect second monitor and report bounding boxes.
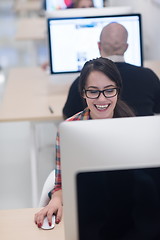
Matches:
[47,13,143,75]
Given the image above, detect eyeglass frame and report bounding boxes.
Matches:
[83,87,119,99]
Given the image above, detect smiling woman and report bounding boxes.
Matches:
[78,57,135,119]
[82,71,118,119]
[34,57,135,228]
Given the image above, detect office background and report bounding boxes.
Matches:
[0,0,160,210]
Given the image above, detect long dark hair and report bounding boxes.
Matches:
[79,57,135,117]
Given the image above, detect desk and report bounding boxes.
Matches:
[15,17,47,65]
[0,67,70,122]
[0,208,65,240]
[0,67,72,207]
[16,17,46,41]
[14,0,42,15]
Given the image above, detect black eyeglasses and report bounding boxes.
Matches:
[84,88,119,99]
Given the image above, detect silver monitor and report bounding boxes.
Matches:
[60,115,160,240]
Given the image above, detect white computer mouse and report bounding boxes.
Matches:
[41,215,55,230]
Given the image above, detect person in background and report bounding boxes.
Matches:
[41,0,94,71]
[34,57,135,228]
[63,22,160,119]
[74,0,94,8]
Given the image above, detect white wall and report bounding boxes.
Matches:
[108,0,160,60]
[0,121,58,209]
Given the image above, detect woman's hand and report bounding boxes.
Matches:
[34,190,63,228]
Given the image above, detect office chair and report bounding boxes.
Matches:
[39,170,55,207]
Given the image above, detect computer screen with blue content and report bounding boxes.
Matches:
[47,13,143,75]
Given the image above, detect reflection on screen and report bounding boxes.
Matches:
[48,14,143,74]
[76,168,160,240]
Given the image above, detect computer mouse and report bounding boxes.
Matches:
[41,215,55,230]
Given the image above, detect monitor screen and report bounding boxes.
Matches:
[59,115,160,240]
[47,13,143,75]
[45,0,104,11]
[76,168,160,239]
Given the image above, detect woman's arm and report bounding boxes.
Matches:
[34,189,63,228]
[35,131,63,228]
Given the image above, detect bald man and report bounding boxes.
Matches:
[98,22,128,59]
[63,22,160,119]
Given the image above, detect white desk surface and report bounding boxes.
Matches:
[14,0,41,14]
[0,67,71,122]
[16,17,46,40]
[0,208,65,240]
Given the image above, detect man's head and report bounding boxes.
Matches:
[98,22,128,57]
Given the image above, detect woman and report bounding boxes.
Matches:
[34,57,135,228]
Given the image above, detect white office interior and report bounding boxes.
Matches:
[0,0,160,211]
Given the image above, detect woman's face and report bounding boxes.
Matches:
[83,71,118,119]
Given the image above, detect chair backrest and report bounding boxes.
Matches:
[39,170,55,207]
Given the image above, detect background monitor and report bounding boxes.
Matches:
[45,0,104,11]
[47,13,143,76]
[60,115,160,240]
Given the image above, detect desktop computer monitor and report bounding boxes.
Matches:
[47,13,143,78]
[60,115,160,240]
[44,0,104,11]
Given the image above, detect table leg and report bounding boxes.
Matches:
[30,122,38,207]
